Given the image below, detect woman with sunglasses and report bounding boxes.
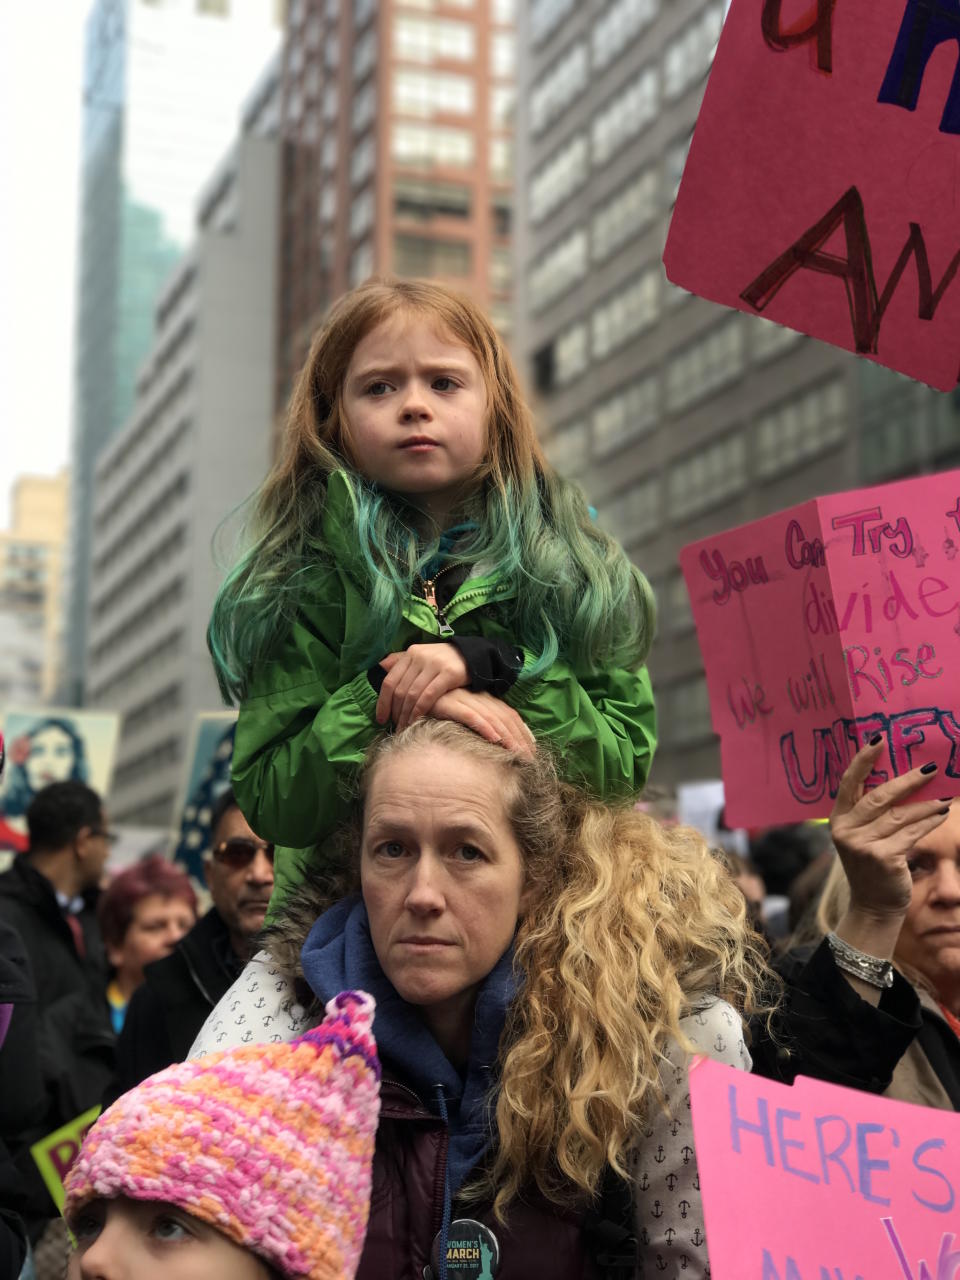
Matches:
[106,789,275,1102]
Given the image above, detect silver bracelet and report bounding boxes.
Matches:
[826,932,894,989]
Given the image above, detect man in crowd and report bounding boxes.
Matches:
[0,780,116,1241]
[109,788,274,1097]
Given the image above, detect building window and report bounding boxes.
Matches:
[393,235,472,276]
[491,32,515,77]
[592,269,660,361]
[665,316,744,413]
[530,0,574,45]
[599,478,661,547]
[350,188,375,240]
[593,372,659,457]
[355,0,377,25]
[592,166,658,262]
[529,133,588,223]
[755,379,847,479]
[491,84,515,127]
[665,572,694,634]
[394,16,475,63]
[663,2,724,101]
[664,132,692,205]
[528,227,588,311]
[322,133,337,171]
[350,241,374,286]
[750,316,804,362]
[592,66,658,168]
[394,177,471,221]
[530,42,587,135]
[668,432,746,519]
[545,419,590,475]
[394,70,474,117]
[354,30,377,79]
[352,83,375,131]
[490,137,513,181]
[663,676,712,746]
[493,194,511,236]
[351,135,375,185]
[594,0,660,71]
[393,122,474,168]
[490,246,512,292]
[492,0,515,22]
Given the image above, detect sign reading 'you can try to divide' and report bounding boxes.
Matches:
[679,469,960,828]
[664,0,960,390]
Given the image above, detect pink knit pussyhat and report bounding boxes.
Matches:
[65,990,381,1280]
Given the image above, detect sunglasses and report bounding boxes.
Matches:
[210,837,275,870]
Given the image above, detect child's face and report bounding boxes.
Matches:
[342,311,488,524]
[66,1197,275,1280]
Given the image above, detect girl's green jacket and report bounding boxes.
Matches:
[231,472,658,899]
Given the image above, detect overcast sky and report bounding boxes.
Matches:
[0,2,88,529]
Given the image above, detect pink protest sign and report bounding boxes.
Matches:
[663,0,960,390]
[690,1058,960,1280]
[679,469,960,827]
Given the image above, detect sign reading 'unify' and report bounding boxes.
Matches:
[664,0,960,389]
[691,1059,960,1280]
[679,469,960,827]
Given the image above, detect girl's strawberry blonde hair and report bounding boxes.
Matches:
[209,277,656,702]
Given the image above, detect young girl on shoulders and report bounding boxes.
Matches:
[208,278,657,895]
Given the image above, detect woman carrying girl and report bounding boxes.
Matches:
[208,278,657,897]
[191,720,770,1280]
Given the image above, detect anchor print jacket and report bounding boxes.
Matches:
[189,882,751,1279]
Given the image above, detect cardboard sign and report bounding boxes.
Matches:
[30,1105,101,1214]
[0,708,119,853]
[691,1058,960,1280]
[170,712,237,879]
[679,469,960,826]
[663,0,960,390]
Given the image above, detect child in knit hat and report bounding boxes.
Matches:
[63,989,380,1280]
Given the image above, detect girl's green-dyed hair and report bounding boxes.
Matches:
[208,277,656,703]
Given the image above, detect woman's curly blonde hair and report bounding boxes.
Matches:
[319,719,775,1220]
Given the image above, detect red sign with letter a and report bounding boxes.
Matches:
[664,0,960,390]
[679,469,960,827]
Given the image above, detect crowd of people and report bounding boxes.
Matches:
[0,278,957,1280]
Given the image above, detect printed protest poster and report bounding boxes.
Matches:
[691,1058,960,1280]
[30,1106,101,1214]
[679,468,960,827]
[0,708,120,853]
[664,0,960,389]
[171,711,237,879]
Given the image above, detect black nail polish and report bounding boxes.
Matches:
[869,734,883,746]
[939,807,951,816]
[920,762,938,775]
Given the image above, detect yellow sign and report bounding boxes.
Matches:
[30,1106,101,1213]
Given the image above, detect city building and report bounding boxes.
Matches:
[63,0,282,705]
[513,0,960,791]
[275,0,515,412]
[84,62,281,828]
[0,471,69,707]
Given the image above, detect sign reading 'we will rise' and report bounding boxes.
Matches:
[664,0,960,389]
[679,470,960,827]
